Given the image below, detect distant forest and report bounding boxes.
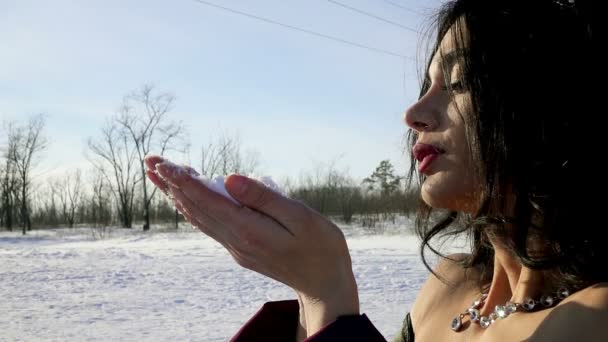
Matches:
[1,85,419,235]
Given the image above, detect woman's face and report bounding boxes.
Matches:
[405,26,481,213]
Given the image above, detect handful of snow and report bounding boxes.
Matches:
[155,160,285,205]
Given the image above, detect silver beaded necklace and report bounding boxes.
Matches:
[451,288,571,331]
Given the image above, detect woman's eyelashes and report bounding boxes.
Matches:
[441,80,465,93]
[440,64,465,93]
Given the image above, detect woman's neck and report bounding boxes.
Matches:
[481,242,545,315]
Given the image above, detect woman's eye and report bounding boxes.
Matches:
[441,81,465,93]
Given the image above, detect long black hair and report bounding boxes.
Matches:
[408,0,601,291]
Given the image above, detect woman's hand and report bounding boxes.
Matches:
[144,155,359,337]
[296,293,307,342]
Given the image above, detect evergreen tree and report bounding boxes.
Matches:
[362,160,402,196]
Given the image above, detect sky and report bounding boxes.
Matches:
[0,0,443,184]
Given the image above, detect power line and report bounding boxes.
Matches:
[327,0,420,34]
[380,0,425,16]
[187,0,414,61]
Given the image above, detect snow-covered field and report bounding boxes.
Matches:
[0,220,466,342]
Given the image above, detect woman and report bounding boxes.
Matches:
[145,0,604,340]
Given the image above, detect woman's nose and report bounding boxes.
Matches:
[404,93,439,132]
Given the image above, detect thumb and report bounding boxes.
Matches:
[225,174,303,226]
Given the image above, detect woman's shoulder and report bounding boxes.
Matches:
[410,253,481,331]
[570,283,608,307]
[526,283,608,341]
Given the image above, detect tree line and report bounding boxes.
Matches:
[1,85,419,234]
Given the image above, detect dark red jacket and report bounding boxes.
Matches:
[230,300,386,341]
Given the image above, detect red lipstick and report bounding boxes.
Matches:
[413,143,444,173]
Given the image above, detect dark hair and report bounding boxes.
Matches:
[408,0,601,292]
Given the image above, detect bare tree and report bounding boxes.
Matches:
[90,168,111,227]
[200,141,226,178]
[37,181,59,227]
[66,170,83,227]
[54,169,83,228]
[1,122,20,230]
[8,115,48,234]
[0,165,12,230]
[291,159,343,215]
[88,122,139,228]
[200,133,260,178]
[116,84,185,231]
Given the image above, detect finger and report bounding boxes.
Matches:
[172,180,294,259]
[176,194,284,285]
[182,178,292,240]
[177,201,222,241]
[182,165,200,177]
[156,161,240,211]
[169,184,235,243]
[173,188,283,279]
[227,246,285,284]
[146,169,169,195]
[224,174,309,231]
[144,154,165,171]
[158,161,292,243]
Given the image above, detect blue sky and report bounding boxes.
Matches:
[0,0,442,183]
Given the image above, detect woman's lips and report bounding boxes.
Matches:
[413,143,445,173]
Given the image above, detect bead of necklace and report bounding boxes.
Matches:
[451,288,571,331]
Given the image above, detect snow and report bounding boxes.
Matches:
[0,222,467,341]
